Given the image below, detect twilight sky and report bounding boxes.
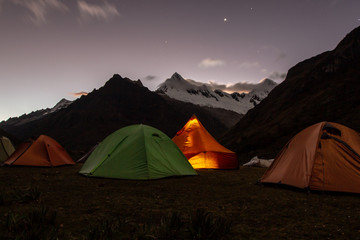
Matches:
[0,0,359,121]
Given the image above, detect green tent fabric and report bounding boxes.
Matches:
[79,124,197,180]
[0,136,15,163]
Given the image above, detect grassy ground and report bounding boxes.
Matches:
[0,165,360,239]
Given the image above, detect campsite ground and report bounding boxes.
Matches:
[0,165,360,239]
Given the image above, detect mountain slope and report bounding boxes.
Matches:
[222,26,360,162]
[0,128,19,146]
[0,74,241,156]
[156,72,277,114]
[2,98,73,128]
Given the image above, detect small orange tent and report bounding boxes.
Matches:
[261,122,360,194]
[172,115,238,169]
[4,135,75,167]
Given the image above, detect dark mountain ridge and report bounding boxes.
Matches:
[0,74,241,157]
[0,128,19,146]
[2,98,72,128]
[222,26,360,162]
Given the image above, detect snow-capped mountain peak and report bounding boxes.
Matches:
[156,73,277,114]
[50,98,73,113]
[157,72,207,92]
[1,98,73,127]
[171,72,184,81]
[257,78,277,89]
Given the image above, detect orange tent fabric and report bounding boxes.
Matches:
[4,135,75,167]
[261,122,360,194]
[172,115,238,169]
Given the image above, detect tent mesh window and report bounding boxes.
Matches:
[152,133,160,138]
[322,123,342,136]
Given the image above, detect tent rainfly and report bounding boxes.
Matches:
[261,122,360,194]
[172,115,238,169]
[4,135,75,167]
[0,136,15,163]
[79,124,197,180]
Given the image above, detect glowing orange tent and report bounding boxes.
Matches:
[4,135,75,167]
[172,115,238,169]
[261,122,360,193]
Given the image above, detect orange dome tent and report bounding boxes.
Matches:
[172,115,238,169]
[261,122,360,194]
[4,135,75,167]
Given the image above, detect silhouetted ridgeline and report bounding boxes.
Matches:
[0,74,241,157]
[222,26,360,162]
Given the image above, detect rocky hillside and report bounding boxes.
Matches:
[222,26,360,162]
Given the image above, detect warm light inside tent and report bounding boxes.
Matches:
[187,117,199,126]
[188,152,220,169]
[173,115,238,169]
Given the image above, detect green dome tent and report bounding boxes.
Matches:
[79,124,197,180]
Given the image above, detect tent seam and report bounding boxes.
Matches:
[44,140,53,167]
[90,136,128,175]
[9,141,33,165]
[142,125,150,180]
[309,121,327,190]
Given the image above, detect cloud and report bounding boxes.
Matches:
[220,82,263,93]
[258,45,287,62]
[198,58,225,68]
[144,75,157,81]
[238,61,259,69]
[185,78,274,93]
[208,81,227,90]
[277,53,286,61]
[268,72,287,80]
[78,1,119,22]
[13,0,68,25]
[71,91,88,97]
